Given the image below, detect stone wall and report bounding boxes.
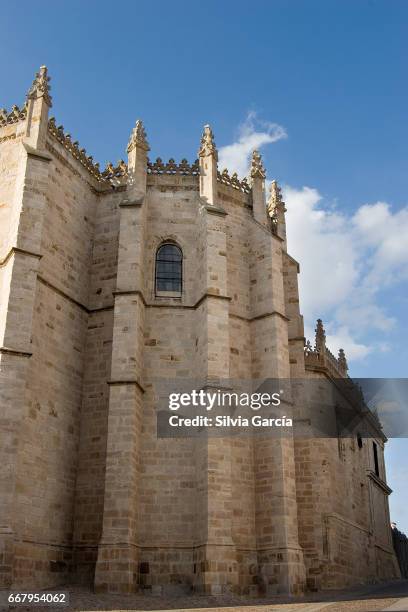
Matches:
[9,127,102,588]
[73,187,120,581]
[0,68,400,595]
[392,526,408,578]
[0,122,25,346]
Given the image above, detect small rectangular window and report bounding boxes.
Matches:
[373,441,380,477]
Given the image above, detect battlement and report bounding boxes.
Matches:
[217,168,251,193]
[147,157,199,176]
[45,120,255,195]
[1,66,285,224]
[48,117,105,182]
[304,318,349,378]
[0,104,27,127]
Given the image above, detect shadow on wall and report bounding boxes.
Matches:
[392,523,408,578]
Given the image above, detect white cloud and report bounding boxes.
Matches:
[352,202,408,279]
[219,113,408,363]
[284,186,408,360]
[218,111,287,178]
[284,186,359,317]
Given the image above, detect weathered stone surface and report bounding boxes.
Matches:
[0,67,400,595]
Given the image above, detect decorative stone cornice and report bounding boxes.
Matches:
[304,338,385,438]
[199,124,218,160]
[0,104,27,127]
[102,160,128,180]
[147,157,199,176]
[127,120,149,153]
[217,168,251,193]
[48,117,105,182]
[27,65,52,107]
[146,155,251,193]
[304,318,351,380]
[250,150,266,179]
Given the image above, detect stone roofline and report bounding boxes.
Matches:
[0,106,259,196]
[46,117,254,195]
[1,67,270,199]
[304,319,349,379]
[0,65,286,241]
[304,318,385,440]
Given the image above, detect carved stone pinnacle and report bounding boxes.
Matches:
[27,65,52,107]
[315,319,326,352]
[250,150,266,179]
[199,124,218,160]
[338,348,348,373]
[267,179,286,217]
[127,119,150,153]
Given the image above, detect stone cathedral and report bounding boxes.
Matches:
[0,67,400,596]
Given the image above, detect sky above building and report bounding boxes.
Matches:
[1,0,407,531]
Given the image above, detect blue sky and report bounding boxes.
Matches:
[1,0,407,531]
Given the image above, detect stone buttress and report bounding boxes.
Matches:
[0,67,399,595]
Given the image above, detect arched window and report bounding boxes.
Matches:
[155,243,182,294]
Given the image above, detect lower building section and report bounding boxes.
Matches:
[93,543,305,595]
[0,502,400,594]
[94,542,139,594]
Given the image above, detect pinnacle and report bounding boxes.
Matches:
[199,124,217,160]
[267,179,286,218]
[250,150,266,179]
[27,65,52,107]
[127,119,150,153]
[338,348,348,372]
[315,318,326,351]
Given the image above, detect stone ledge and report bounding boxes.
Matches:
[119,196,144,208]
[230,310,289,323]
[251,309,290,322]
[23,142,53,162]
[204,204,228,217]
[0,346,32,358]
[0,247,42,268]
[284,251,301,272]
[112,290,232,309]
[38,276,88,313]
[368,470,393,495]
[107,379,145,394]
[194,292,231,308]
[112,289,147,306]
[37,275,113,314]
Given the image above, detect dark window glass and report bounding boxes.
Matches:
[155,244,182,293]
[373,441,380,477]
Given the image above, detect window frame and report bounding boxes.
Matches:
[154,242,183,297]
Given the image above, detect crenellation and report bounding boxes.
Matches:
[0,104,28,127]
[147,157,200,176]
[304,318,350,379]
[48,117,106,184]
[217,168,251,193]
